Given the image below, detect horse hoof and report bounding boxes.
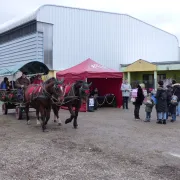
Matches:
[42,129,48,132]
[27,120,31,125]
[42,126,48,132]
[54,120,57,123]
[58,123,62,126]
[74,125,78,129]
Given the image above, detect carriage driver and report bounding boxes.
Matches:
[15,72,30,101]
[15,72,30,89]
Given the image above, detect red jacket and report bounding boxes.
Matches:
[33,79,43,84]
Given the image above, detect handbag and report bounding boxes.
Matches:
[131,97,136,102]
[131,89,138,98]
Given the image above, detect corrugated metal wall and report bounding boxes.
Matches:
[0,32,44,68]
[37,5,179,71]
[37,22,53,69]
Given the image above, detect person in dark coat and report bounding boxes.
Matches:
[133,84,144,120]
[172,80,180,116]
[166,85,173,119]
[156,81,168,124]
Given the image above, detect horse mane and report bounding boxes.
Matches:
[74,80,85,88]
[44,77,56,84]
[76,80,84,84]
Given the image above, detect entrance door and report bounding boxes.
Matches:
[143,74,154,89]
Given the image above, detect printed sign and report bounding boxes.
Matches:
[89,98,94,107]
[90,64,107,69]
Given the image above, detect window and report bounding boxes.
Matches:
[143,74,154,89]
[157,74,166,81]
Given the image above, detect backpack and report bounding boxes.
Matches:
[151,95,157,105]
[170,87,178,105]
[171,95,178,105]
[131,88,138,98]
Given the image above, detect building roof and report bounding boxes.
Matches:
[152,61,180,65]
[0,4,178,42]
[120,60,180,67]
[0,8,38,34]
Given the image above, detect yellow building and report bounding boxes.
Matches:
[42,70,57,81]
[120,59,180,90]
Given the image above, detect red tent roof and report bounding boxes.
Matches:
[56,58,123,78]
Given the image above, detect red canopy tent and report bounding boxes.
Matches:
[56,58,123,112]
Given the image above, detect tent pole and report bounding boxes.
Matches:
[12,74,15,89]
[86,78,87,112]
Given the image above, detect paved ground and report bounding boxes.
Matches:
[0,103,180,180]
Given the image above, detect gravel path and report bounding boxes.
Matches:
[0,104,180,180]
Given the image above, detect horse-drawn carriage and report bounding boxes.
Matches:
[0,61,49,119]
[0,61,92,132]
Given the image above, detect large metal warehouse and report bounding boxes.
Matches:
[0,4,179,74]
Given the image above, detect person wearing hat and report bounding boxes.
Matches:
[15,72,30,89]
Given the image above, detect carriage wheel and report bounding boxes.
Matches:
[2,103,8,115]
[16,107,22,120]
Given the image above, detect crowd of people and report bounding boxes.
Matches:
[121,79,180,124]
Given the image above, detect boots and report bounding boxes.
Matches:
[156,120,166,124]
[156,120,162,124]
[163,120,166,125]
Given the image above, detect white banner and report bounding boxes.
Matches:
[89,98,94,107]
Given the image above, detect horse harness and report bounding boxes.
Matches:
[29,82,89,106]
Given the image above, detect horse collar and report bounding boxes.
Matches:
[42,83,52,98]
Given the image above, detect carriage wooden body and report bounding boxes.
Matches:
[0,61,49,119]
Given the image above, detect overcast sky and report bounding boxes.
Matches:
[0,0,180,44]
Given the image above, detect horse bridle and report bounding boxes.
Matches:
[42,81,62,102]
[79,83,90,97]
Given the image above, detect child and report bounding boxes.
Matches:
[169,94,178,122]
[144,94,154,122]
[151,90,158,120]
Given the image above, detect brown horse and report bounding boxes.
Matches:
[52,80,92,129]
[24,77,64,131]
